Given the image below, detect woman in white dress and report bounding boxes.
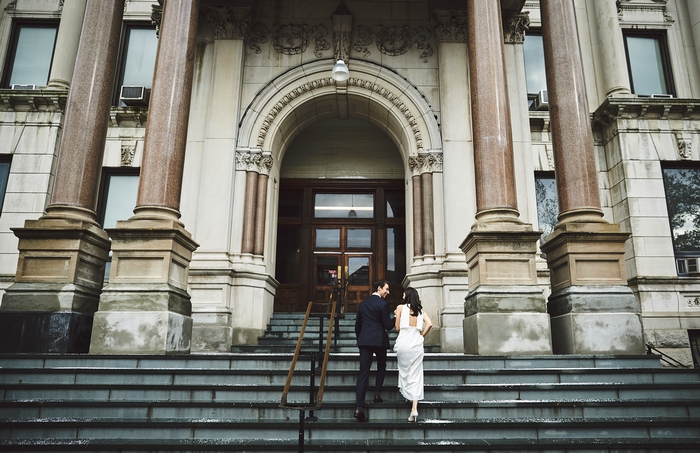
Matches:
[393,287,432,422]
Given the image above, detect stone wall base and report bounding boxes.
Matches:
[191,312,233,353]
[548,286,645,354]
[0,310,93,353]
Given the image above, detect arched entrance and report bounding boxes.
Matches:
[274,119,406,312]
[235,59,442,318]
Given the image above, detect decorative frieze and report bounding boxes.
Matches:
[503,11,530,44]
[245,23,330,57]
[353,25,434,62]
[431,10,467,43]
[206,6,253,40]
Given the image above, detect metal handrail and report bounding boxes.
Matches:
[646,343,693,368]
[280,300,337,409]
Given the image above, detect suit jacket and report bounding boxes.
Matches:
[355,294,395,349]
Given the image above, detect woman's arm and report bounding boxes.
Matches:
[421,311,433,337]
[394,305,402,331]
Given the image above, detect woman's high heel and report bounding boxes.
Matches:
[408,411,418,422]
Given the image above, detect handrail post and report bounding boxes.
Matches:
[298,409,305,453]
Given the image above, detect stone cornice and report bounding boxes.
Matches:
[592,97,700,131]
[0,89,67,112]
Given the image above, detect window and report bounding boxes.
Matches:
[2,22,58,88]
[314,193,374,218]
[524,32,547,110]
[662,165,700,276]
[97,169,140,279]
[535,173,558,247]
[624,33,674,96]
[0,157,11,215]
[115,25,158,105]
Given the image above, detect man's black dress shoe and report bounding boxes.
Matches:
[373,395,383,403]
[353,409,367,422]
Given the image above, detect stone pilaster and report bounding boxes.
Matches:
[540,0,644,355]
[48,0,87,89]
[0,0,123,353]
[462,0,551,355]
[90,0,200,355]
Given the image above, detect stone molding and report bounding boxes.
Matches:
[617,0,673,24]
[0,89,67,112]
[408,151,443,176]
[353,24,433,62]
[431,10,467,43]
[206,5,252,40]
[592,98,700,130]
[236,150,273,175]
[503,11,530,44]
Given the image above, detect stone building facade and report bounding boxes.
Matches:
[0,0,698,366]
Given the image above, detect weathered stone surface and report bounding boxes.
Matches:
[90,310,192,354]
[550,311,645,355]
[463,312,552,355]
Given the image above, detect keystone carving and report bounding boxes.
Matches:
[676,134,692,160]
[120,144,136,167]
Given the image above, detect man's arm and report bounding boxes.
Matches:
[382,303,395,331]
[355,309,362,337]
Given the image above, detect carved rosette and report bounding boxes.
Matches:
[408,155,425,177]
[207,6,252,40]
[120,144,136,167]
[408,151,443,175]
[503,11,530,44]
[431,10,467,43]
[352,25,434,62]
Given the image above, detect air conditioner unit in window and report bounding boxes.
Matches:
[119,85,150,106]
[11,84,36,90]
[676,257,699,276]
[650,93,674,99]
[533,89,549,111]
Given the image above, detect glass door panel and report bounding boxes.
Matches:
[344,254,372,311]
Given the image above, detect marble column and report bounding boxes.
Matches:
[539,0,644,355]
[411,172,423,261]
[421,170,434,259]
[593,0,631,97]
[90,0,200,355]
[241,169,258,257]
[0,0,122,353]
[48,0,87,89]
[461,0,551,355]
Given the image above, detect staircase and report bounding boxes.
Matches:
[1,349,699,452]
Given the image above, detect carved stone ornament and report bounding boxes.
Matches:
[59,0,64,10]
[687,296,700,309]
[352,25,434,63]
[120,144,136,167]
[431,10,467,43]
[4,1,16,11]
[245,23,330,58]
[408,155,425,176]
[503,11,530,44]
[151,0,163,38]
[236,150,274,174]
[676,134,692,160]
[206,5,252,40]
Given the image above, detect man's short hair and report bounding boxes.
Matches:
[373,279,390,292]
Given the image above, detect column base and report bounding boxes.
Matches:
[548,286,645,355]
[0,310,93,353]
[463,286,552,355]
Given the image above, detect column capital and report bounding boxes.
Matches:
[206,5,253,40]
[503,11,530,44]
[151,0,163,38]
[236,149,274,174]
[431,10,467,44]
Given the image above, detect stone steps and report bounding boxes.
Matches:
[1,353,699,452]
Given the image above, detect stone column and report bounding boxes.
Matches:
[254,156,273,257]
[241,169,258,257]
[0,0,122,353]
[461,0,551,355]
[539,0,644,355]
[48,0,87,89]
[410,168,423,261]
[593,0,631,97]
[421,167,435,259]
[90,0,200,355]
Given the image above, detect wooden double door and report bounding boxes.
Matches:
[274,179,406,312]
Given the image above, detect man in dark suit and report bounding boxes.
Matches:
[353,279,395,422]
